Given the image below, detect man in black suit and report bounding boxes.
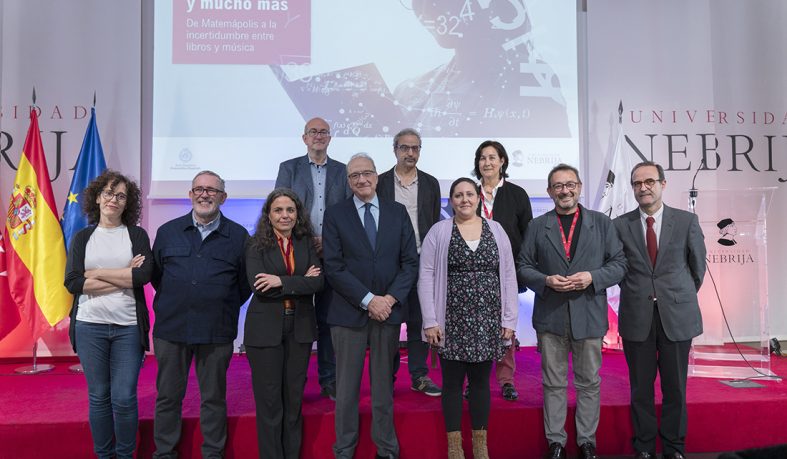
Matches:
[613,161,706,459]
[323,153,419,459]
[378,128,442,397]
[275,117,352,400]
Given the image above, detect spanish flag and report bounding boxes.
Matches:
[3,108,72,340]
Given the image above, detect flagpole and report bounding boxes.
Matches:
[14,341,54,374]
[68,93,100,375]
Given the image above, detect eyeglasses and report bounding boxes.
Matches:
[550,181,580,191]
[101,190,127,202]
[631,178,660,189]
[191,187,224,196]
[348,171,376,182]
[305,129,330,137]
[396,144,421,153]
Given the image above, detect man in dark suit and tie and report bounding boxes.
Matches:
[613,161,706,459]
[377,128,442,397]
[275,117,352,400]
[517,164,626,459]
[322,153,419,459]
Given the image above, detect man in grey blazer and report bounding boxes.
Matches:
[517,164,626,459]
[275,117,352,400]
[613,161,706,459]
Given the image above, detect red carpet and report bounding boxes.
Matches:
[1,348,786,458]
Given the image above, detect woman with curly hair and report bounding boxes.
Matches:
[64,169,153,459]
[244,188,324,459]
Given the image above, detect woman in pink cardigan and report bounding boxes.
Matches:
[418,177,519,459]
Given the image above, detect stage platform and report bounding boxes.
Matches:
[1,347,786,458]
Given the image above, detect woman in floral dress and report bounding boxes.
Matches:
[418,177,519,459]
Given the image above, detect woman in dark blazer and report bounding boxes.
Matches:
[244,188,324,459]
[472,140,533,401]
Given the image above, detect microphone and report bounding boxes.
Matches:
[688,157,706,212]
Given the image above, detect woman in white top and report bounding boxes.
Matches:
[64,170,153,459]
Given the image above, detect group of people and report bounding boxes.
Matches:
[64,117,706,459]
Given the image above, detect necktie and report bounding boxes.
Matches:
[646,216,657,267]
[364,202,377,248]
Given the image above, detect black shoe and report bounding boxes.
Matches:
[545,442,566,459]
[663,453,686,459]
[320,383,336,401]
[501,383,518,401]
[579,442,598,459]
[634,452,655,459]
[411,376,442,397]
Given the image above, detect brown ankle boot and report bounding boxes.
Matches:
[472,429,489,459]
[447,431,465,459]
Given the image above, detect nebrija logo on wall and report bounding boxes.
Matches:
[716,218,737,246]
[706,216,755,266]
[7,184,37,240]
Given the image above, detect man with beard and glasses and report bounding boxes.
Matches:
[377,127,443,397]
[151,170,251,459]
[517,164,625,459]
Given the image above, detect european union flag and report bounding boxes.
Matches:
[61,107,107,249]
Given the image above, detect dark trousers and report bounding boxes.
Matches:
[152,338,234,459]
[623,305,691,455]
[315,284,336,388]
[246,315,312,459]
[440,357,493,432]
[393,286,429,383]
[331,321,400,459]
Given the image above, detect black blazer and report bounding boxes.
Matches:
[322,196,419,328]
[377,167,442,243]
[477,180,533,259]
[64,225,154,352]
[243,236,324,347]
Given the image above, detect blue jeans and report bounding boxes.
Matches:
[76,321,144,459]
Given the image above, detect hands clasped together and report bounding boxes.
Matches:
[545,271,592,292]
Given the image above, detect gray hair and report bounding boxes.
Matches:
[192,170,226,191]
[392,128,422,149]
[630,161,666,184]
[346,153,377,173]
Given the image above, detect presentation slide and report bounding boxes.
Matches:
[152,0,579,198]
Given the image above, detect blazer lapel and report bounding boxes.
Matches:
[626,210,651,271]
[570,206,593,267]
[348,200,375,253]
[265,242,288,276]
[296,158,313,208]
[292,237,310,275]
[654,205,675,272]
[326,158,346,200]
[544,210,570,268]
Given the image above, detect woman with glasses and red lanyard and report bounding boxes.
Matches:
[64,170,153,459]
[471,140,533,402]
[244,188,324,459]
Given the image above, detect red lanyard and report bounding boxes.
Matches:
[557,208,580,261]
[277,236,294,275]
